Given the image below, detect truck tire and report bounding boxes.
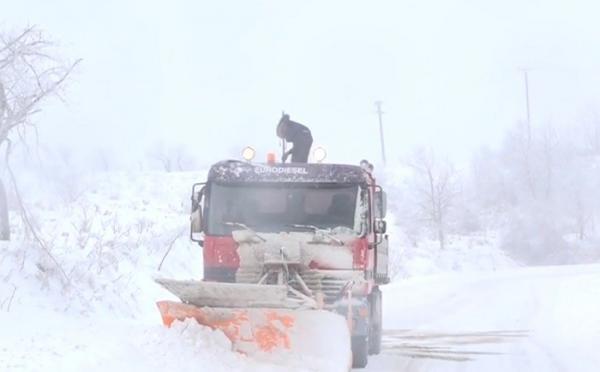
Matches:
[369,287,382,355]
[352,335,369,368]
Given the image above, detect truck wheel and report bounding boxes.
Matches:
[352,335,369,368]
[369,287,382,355]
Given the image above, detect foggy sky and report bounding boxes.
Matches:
[6,0,600,166]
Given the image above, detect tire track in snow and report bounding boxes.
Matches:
[380,329,529,362]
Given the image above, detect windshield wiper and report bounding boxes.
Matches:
[290,224,344,245]
[223,221,266,242]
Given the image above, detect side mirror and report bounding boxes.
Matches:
[191,184,205,244]
[374,220,387,234]
[374,189,387,219]
[191,186,204,212]
[191,208,204,241]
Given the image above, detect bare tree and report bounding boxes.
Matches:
[150,143,173,172]
[406,148,458,249]
[0,26,80,240]
[149,141,196,172]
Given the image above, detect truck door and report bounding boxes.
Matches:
[374,188,390,284]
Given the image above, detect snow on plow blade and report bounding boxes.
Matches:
[155,279,299,309]
[156,279,352,371]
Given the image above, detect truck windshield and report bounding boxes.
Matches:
[206,183,360,235]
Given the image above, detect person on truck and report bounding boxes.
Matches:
[276,114,313,163]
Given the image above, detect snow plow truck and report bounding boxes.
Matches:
[156,154,390,369]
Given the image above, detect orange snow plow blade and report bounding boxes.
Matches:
[156,300,352,371]
[157,300,296,353]
[154,279,352,370]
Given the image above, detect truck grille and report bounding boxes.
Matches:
[297,270,353,304]
[236,268,359,305]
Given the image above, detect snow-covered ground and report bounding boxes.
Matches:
[0,312,286,372]
[365,264,600,371]
[3,171,600,372]
[389,231,516,279]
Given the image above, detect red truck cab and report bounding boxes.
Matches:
[190,160,389,367]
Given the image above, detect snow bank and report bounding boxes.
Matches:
[0,311,291,372]
[256,310,352,372]
[4,171,204,316]
[388,216,516,279]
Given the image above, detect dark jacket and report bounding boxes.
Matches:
[277,115,313,163]
[277,116,312,144]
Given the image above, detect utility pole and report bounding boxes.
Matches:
[375,101,387,165]
[522,69,532,144]
[520,68,536,199]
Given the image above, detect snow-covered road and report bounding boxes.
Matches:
[364,264,600,371]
